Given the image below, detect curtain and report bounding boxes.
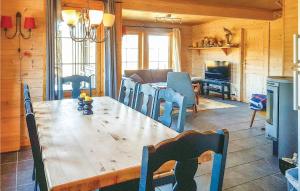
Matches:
[104,0,118,98]
[46,0,58,100]
[172,28,182,72]
[46,0,62,100]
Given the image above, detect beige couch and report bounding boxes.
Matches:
[123,69,173,83]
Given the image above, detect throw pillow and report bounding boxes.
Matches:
[129,73,144,83]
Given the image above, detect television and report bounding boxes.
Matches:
[205,61,230,81]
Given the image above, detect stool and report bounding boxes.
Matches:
[249,94,267,128]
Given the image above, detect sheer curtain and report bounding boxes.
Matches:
[104,0,118,99]
[172,28,181,72]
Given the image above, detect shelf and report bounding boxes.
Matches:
[188,46,239,55]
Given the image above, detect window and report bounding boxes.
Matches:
[148,35,169,69]
[56,22,96,91]
[122,34,139,73]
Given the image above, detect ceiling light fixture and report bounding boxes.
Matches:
[61,3,115,43]
[155,14,182,24]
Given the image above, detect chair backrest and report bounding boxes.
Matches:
[24,84,33,112]
[135,84,158,117]
[24,84,31,101]
[118,78,139,108]
[61,75,92,98]
[153,88,187,133]
[167,72,195,107]
[24,101,48,191]
[139,129,229,191]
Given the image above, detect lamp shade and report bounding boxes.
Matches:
[62,10,79,26]
[89,10,103,26]
[103,13,115,27]
[24,17,36,29]
[1,16,13,29]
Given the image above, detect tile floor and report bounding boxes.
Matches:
[1,97,287,191]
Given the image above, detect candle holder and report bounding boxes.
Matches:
[77,97,84,111]
[83,100,93,115]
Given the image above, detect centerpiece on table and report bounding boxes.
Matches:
[77,92,86,111]
[83,96,93,115]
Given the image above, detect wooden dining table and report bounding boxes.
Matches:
[33,96,211,191]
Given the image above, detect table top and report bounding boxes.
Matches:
[149,82,167,89]
[33,96,178,191]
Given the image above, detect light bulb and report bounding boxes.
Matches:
[62,10,79,26]
[89,10,103,26]
[103,13,115,27]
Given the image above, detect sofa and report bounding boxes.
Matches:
[123,69,173,84]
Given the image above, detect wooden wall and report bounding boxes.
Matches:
[1,0,46,152]
[122,20,193,72]
[283,0,298,76]
[191,18,283,102]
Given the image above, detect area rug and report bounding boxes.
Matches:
[196,97,237,111]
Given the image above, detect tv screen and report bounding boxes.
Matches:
[205,61,230,81]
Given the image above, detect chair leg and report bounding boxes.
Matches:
[32,166,35,180]
[250,110,257,128]
[34,180,38,191]
[193,104,198,113]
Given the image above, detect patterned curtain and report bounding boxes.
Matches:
[104,0,118,99]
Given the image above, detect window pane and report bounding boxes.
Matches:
[127,49,139,62]
[148,35,169,69]
[122,34,139,73]
[56,21,97,91]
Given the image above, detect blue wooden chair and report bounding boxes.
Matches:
[153,88,187,133]
[249,94,267,127]
[24,100,48,191]
[61,75,92,99]
[135,84,158,117]
[167,72,198,112]
[23,84,36,181]
[118,78,139,108]
[24,84,31,101]
[139,129,229,191]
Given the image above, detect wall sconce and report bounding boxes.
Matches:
[1,12,35,40]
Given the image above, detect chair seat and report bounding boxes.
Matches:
[249,94,267,111]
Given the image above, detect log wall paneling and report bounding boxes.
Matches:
[1,0,46,152]
[269,18,284,76]
[283,0,298,76]
[116,2,123,94]
[191,18,282,102]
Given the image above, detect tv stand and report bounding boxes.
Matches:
[200,79,231,100]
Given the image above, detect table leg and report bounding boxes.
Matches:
[227,84,231,99]
[200,82,204,95]
[206,83,210,96]
[221,85,225,100]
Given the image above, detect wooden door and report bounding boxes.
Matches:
[243,25,269,102]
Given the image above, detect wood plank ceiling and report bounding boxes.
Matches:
[121,0,282,24]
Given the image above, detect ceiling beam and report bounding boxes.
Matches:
[121,0,278,20]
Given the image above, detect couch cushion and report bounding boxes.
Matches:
[150,69,173,83]
[124,69,152,83]
[124,69,173,83]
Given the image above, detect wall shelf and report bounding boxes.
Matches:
[188,45,239,55]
